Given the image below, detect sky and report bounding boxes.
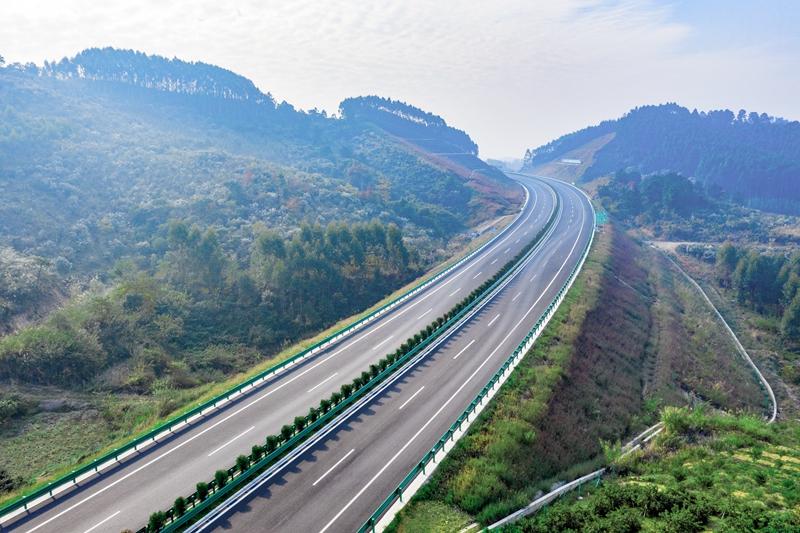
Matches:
[2,0,799,159]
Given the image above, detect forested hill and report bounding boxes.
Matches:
[522,103,800,215]
[0,48,521,273]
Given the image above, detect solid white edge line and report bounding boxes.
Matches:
[83,511,120,533]
[208,426,255,457]
[313,449,355,486]
[452,340,476,360]
[308,373,339,393]
[398,386,425,410]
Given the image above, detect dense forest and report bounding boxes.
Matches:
[523,103,800,216]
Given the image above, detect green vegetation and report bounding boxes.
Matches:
[499,408,800,533]
[525,103,800,216]
[593,169,800,244]
[388,223,765,531]
[713,243,800,347]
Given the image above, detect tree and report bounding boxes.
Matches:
[715,242,739,289]
[782,295,800,346]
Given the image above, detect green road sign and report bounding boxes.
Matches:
[595,211,608,224]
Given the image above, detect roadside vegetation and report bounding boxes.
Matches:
[499,407,800,533]
[388,221,766,531]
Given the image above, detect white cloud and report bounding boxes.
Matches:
[1,0,798,157]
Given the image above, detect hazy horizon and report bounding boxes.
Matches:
[3,0,798,159]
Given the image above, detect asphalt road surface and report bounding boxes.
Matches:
[9,178,557,533]
[189,176,594,533]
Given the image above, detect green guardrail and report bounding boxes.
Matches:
[139,188,562,533]
[0,187,540,523]
[356,188,595,533]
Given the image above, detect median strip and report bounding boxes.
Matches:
[137,185,561,533]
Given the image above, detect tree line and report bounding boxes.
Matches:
[715,243,800,346]
[0,218,419,391]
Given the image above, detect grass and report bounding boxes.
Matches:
[388,221,771,531]
[500,408,800,533]
[635,240,765,416]
[667,251,798,416]
[390,501,472,533]
[0,217,515,508]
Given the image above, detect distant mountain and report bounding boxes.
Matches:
[523,103,800,215]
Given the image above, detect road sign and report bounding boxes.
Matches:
[595,211,608,224]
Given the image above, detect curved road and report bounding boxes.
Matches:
[8,179,556,532]
[188,177,595,533]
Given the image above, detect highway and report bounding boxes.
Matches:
[8,178,555,533]
[185,176,594,533]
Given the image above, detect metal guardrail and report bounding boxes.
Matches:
[0,187,536,525]
[138,187,562,533]
[356,182,595,533]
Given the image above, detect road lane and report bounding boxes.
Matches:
[9,180,555,533]
[191,178,594,533]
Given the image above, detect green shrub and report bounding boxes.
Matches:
[251,444,263,461]
[341,383,353,398]
[236,454,249,473]
[0,394,28,423]
[281,424,294,441]
[319,398,331,413]
[671,466,688,482]
[215,469,227,489]
[148,510,166,532]
[294,415,306,431]
[196,481,209,501]
[0,325,105,386]
[173,496,186,517]
[308,406,318,423]
[265,435,278,453]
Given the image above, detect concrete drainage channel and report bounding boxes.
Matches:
[0,185,537,528]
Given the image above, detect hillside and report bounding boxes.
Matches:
[0,48,521,329]
[522,103,800,216]
[0,48,523,497]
